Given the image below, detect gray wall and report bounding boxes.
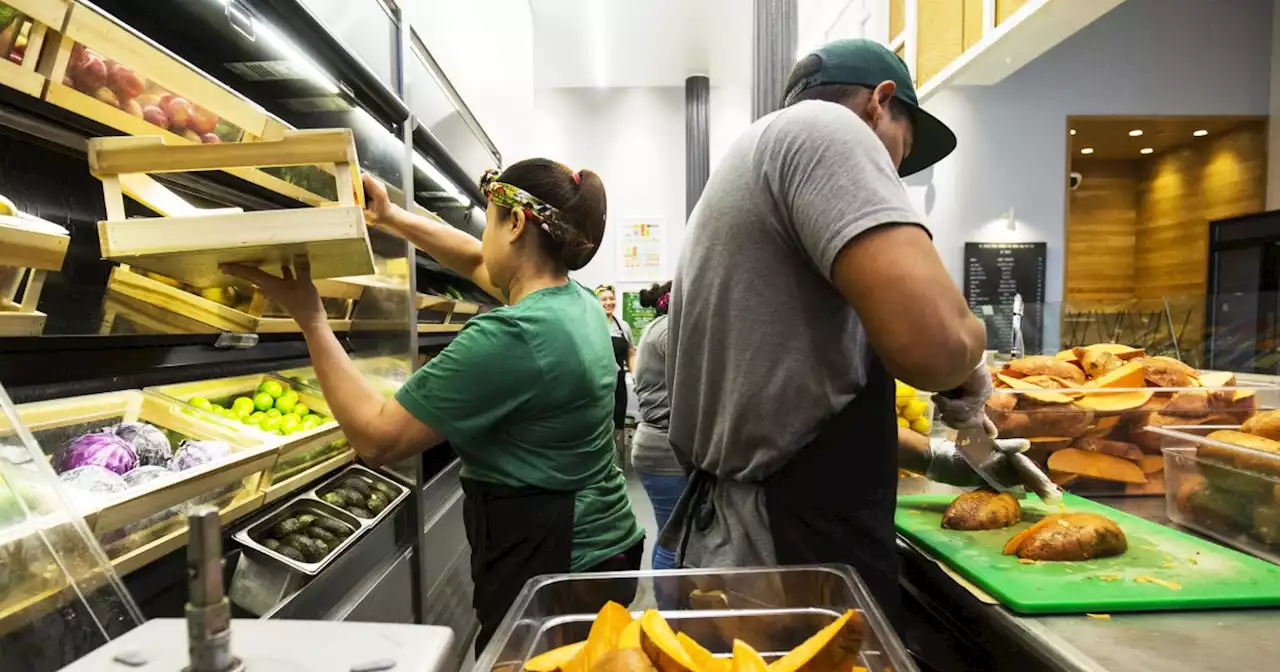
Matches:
[913,0,1274,306]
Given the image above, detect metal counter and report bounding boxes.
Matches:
[898,496,1280,672]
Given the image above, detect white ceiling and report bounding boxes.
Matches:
[530,0,752,89]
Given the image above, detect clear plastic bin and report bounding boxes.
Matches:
[473,565,916,672]
[1154,426,1280,565]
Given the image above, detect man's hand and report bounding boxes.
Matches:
[220,258,326,331]
[362,173,399,228]
[933,359,997,438]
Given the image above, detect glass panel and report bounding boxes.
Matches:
[295,0,398,93]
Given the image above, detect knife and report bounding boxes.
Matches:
[955,427,1063,504]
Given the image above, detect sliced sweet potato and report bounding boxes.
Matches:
[729,640,768,672]
[1003,516,1062,555]
[618,620,643,650]
[568,602,636,672]
[1077,348,1124,379]
[1051,472,1080,487]
[1161,390,1212,418]
[997,374,1075,404]
[1086,361,1146,389]
[1075,389,1155,412]
[942,490,1023,530]
[1072,438,1143,462]
[1009,513,1128,561]
[591,649,657,671]
[987,392,1017,412]
[1047,448,1148,484]
[1003,357,1087,385]
[1056,349,1079,362]
[639,610,697,672]
[1204,430,1280,475]
[1223,391,1259,422]
[675,633,728,672]
[527,642,587,672]
[1021,375,1082,391]
[1022,406,1096,438]
[1140,454,1165,475]
[1030,436,1074,452]
[1242,409,1280,441]
[1197,370,1236,389]
[1075,343,1145,359]
[1143,357,1197,388]
[768,609,865,672]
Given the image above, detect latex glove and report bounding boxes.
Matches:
[933,359,998,438]
[924,438,1032,488]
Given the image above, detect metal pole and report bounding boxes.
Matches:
[752,0,798,120]
[685,75,710,218]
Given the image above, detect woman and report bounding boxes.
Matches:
[630,281,686,570]
[595,284,635,462]
[224,160,644,653]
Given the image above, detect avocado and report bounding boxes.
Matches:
[347,506,372,518]
[340,477,373,498]
[366,492,388,514]
[263,538,281,551]
[336,487,366,508]
[277,545,305,562]
[311,517,353,538]
[282,533,311,552]
[322,491,347,507]
[372,481,398,498]
[296,514,318,526]
[308,539,332,560]
[307,526,339,544]
[273,518,304,537]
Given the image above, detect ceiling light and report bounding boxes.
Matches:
[413,152,469,205]
[1129,129,1143,137]
[1069,129,1076,135]
[1080,148,1094,155]
[1194,129,1209,137]
[1140,148,1154,155]
[211,0,339,94]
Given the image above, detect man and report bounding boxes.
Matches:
[662,39,1006,614]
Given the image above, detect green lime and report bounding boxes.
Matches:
[257,380,285,399]
[292,403,310,417]
[217,407,235,418]
[265,408,283,419]
[281,415,302,435]
[246,412,265,426]
[252,392,274,412]
[274,395,297,414]
[302,415,322,430]
[232,396,255,412]
[236,407,253,421]
[261,415,283,432]
[271,428,284,435]
[189,396,214,412]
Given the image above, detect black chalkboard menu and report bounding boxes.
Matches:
[963,242,1047,353]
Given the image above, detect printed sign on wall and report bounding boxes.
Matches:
[618,219,664,282]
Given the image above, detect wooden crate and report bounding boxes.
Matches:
[146,374,354,503]
[88,130,374,288]
[0,213,69,336]
[416,293,480,334]
[0,0,68,98]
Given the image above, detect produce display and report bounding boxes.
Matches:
[187,379,333,437]
[318,473,397,519]
[894,381,932,435]
[62,43,242,144]
[523,602,867,672]
[252,507,354,564]
[941,490,1022,530]
[987,344,1262,495]
[1001,512,1128,561]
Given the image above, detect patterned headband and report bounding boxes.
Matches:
[480,169,563,236]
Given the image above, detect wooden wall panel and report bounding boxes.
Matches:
[917,0,965,84]
[1065,159,1140,302]
[890,0,906,40]
[996,0,1030,25]
[964,0,986,50]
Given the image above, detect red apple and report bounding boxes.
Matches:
[190,106,218,135]
[61,76,74,88]
[200,133,221,144]
[74,54,107,92]
[163,96,194,131]
[158,93,174,109]
[92,87,119,108]
[135,93,161,109]
[120,98,142,118]
[70,43,87,68]
[180,128,201,143]
[141,105,168,129]
[108,64,144,100]
[7,53,20,65]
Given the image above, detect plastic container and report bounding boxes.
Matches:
[473,565,917,672]
[1154,426,1280,565]
[988,379,1279,496]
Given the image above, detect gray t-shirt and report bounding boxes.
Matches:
[663,101,925,567]
[630,315,682,475]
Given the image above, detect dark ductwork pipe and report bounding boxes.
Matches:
[685,75,710,218]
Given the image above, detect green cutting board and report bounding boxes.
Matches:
[896,493,1280,614]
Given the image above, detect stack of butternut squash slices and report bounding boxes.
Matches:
[524,602,867,672]
[987,344,1260,493]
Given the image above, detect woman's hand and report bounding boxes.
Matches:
[362,173,399,229]
[220,258,327,332]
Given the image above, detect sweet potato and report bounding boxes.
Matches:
[768,609,864,672]
[1160,390,1213,418]
[677,634,729,672]
[997,374,1075,404]
[1021,375,1081,390]
[1143,356,1197,388]
[1242,410,1280,442]
[592,649,657,671]
[1003,357,1087,385]
[1087,361,1147,389]
[1018,406,1095,438]
[1047,448,1148,484]
[1197,371,1238,405]
[942,490,1022,530]
[1072,438,1143,462]
[1250,504,1280,545]
[1030,436,1074,452]
[1078,348,1124,379]
[526,643,586,672]
[1204,430,1280,476]
[1006,513,1128,561]
[639,610,697,672]
[1073,343,1145,360]
[987,392,1017,412]
[730,640,768,672]
[1074,389,1154,413]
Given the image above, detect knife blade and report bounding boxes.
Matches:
[955,427,1014,493]
[956,429,1064,503]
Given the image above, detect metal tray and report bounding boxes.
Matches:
[307,464,409,529]
[232,499,362,576]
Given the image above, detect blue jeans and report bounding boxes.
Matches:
[637,472,688,570]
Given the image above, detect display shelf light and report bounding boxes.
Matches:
[1128,129,1143,137]
[1140,148,1153,155]
[413,152,469,206]
[1193,129,1208,137]
[1080,147,1094,155]
[210,0,339,94]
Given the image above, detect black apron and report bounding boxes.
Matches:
[669,351,900,617]
[609,317,630,427]
[462,478,644,655]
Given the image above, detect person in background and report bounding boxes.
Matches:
[596,284,635,462]
[225,160,644,654]
[629,280,684,570]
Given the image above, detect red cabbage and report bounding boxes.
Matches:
[53,432,137,475]
[109,422,173,467]
[168,440,231,472]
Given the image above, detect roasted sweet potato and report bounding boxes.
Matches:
[942,491,1022,530]
[1005,513,1127,561]
[1204,430,1280,475]
[1072,438,1143,462]
[1143,357,1197,388]
[1160,390,1212,418]
[1014,405,1095,439]
[987,392,1017,412]
[1078,348,1124,379]
[1003,357,1087,385]
[1178,479,1251,532]
[1047,448,1147,484]
[1020,375,1079,389]
[1242,410,1280,442]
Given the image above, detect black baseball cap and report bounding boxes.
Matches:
[783,38,956,177]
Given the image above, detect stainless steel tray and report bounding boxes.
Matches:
[307,464,409,529]
[232,499,362,576]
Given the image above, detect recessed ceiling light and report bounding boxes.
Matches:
[1129,129,1143,137]
[1140,148,1154,155]
[1193,129,1209,137]
[1080,148,1094,155]
[1070,129,1076,135]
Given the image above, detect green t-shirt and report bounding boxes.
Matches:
[396,281,642,570]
